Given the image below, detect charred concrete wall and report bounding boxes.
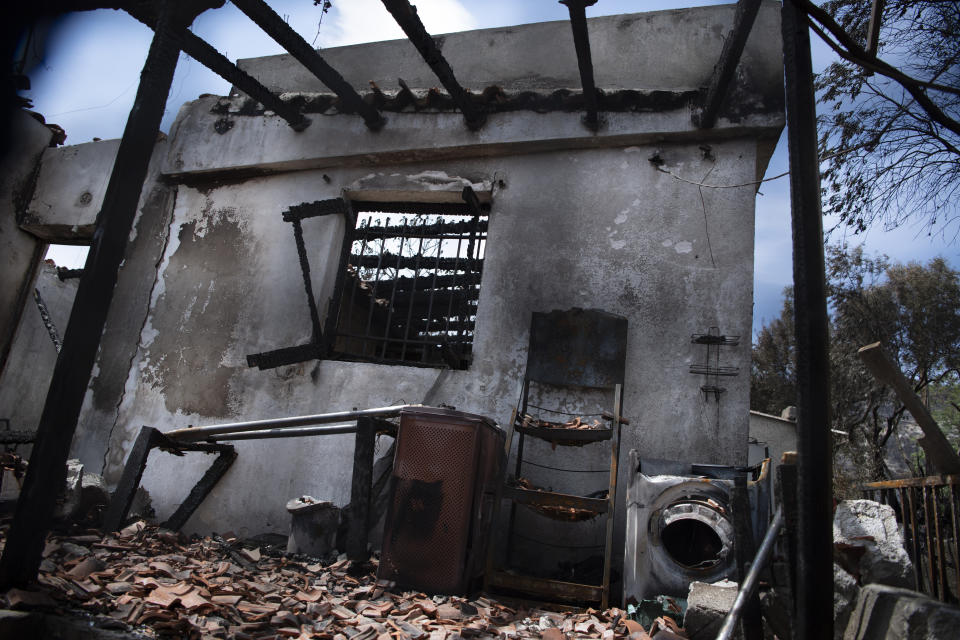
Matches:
[0,111,52,377]
[6,4,785,553]
[0,262,78,468]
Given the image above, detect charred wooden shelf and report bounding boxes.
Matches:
[515,424,612,445]
[503,486,608,514]
[486,570,603,603]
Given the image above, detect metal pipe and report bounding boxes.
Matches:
[781,1,834,636]
[379,0,485,130]
[716,507,785,640]
[198,423,358,441]
[165,404,416,441]
[231,0,385,130]
[560,0,600,131]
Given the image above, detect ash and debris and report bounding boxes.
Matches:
[0,522,682,640]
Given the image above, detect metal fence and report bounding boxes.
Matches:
[861,475,960,602]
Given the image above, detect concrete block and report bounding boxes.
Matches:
[834,500,915,588]
[844,583,960,640]
[21,138,120,242]
[286,496,340,558]
[54,459,85,521]
[835,563,861,640]
[685,579,740,640]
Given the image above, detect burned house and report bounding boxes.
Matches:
[1,1,784,607]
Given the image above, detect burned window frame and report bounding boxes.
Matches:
[246,188,489,371]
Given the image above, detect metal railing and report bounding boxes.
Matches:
[861,475,960,602]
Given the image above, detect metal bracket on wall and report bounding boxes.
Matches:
[690,327,740,400]
[102,426,237,533]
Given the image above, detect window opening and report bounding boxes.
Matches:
[44,243,89,276]
[331,199,488,370]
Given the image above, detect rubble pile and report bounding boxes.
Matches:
[0,523,681,640]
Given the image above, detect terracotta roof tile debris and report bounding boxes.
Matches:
[0,522,686,639]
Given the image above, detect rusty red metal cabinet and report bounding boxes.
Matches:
[378,407,504,594]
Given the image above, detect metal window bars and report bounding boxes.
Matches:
[331,202,487,369]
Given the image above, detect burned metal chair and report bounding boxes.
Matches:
[484,307,628,608]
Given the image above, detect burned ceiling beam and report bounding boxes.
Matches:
[461,185,483,216]
[0,0,191,589]
[282,197,348,222]
[231,0,385,130]
[560,0,600,131]
[379,0,486,130]
[126,6,310,131]
[693,0,763,129]
[781,0,834,635]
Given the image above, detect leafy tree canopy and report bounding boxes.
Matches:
[752,245,960,487]
[805,0,960,237]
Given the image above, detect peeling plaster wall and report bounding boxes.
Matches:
[749,410,798,473]
[0,6,787,570]
[101,137,761,545]
[55,140,178,473]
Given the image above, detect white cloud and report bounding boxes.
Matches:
[318,0,477,48]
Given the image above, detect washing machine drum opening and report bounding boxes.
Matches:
[657,500,733,570]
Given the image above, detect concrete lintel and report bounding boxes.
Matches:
[163,98,784,179]
[345,171,492,203]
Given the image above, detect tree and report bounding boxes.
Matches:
[751,245,960,491]
[803,0,960,236]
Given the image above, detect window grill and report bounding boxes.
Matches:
[331,202,487,369]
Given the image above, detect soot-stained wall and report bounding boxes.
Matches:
[5,4,785,551]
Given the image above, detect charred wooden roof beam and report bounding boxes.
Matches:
[560,0,600,131]
[380,0,486,130]
[232,0,385,130]
[694,0,762,129]
[0,0,193,589]
[126,6,310,131]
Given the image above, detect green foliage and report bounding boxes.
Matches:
[750,288,795,416]
[813,0,960,235]
[751,245,960,491]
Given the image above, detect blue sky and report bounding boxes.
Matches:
[17,0,957,337]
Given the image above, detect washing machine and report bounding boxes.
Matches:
[622,450,770,603]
